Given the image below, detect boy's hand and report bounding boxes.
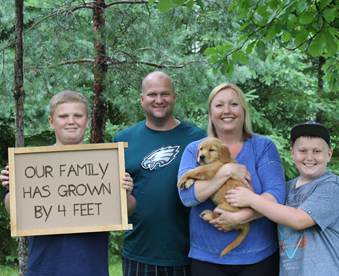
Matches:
[0,166,10,190]
[225,187,253,208]
[122,172,133,198]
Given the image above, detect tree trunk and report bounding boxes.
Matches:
[316,56,326,123]
[91,0,108,144]
[318,56,325,91]
[14,0,29,275]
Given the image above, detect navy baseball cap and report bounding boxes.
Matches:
[290,121,331,148]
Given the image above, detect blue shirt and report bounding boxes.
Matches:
[279,172,339,275]
[3,188,109,276]
[178,135,286,265]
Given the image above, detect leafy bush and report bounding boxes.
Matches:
[109,231,125,263]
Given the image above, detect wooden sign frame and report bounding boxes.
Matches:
[8,142,132,237]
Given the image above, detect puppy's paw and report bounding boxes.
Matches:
[200,210,219,221]
[177,176,188,189]
[184,179,195,189]
[177,181,186,190]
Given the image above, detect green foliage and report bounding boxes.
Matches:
[0,210,18,265]
[203,0,339,90]
[155,0,204,13]
[108,259,122,276]
[0,264,19,276]
[108,231,124,263]
[0,188,18,265]
[1,0,337,175]
[1,0,339,265]
[0,119,18,265]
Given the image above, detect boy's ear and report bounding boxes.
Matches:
[290,147,295,161]
[328,148,334,162]
[48,116,55,130]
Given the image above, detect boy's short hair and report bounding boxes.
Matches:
[49,90,90,118]
[291,121,331,148]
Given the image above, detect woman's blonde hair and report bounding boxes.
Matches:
[207,83,253,140]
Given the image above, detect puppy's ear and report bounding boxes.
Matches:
[219,144,232,163]
[196,146,201,164]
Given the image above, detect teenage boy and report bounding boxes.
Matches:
[225,121,339,276]
[1,90,136,276]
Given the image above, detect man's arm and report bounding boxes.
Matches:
[127,195,136,217]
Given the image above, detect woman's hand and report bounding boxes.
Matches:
[218,163,252,189]
[122,172,133,198]
[209,208,241,232]
[195,163,251,202]
[0,166,9,190]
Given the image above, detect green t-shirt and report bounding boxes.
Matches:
[113,120,206,266]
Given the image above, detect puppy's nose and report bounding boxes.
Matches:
[200,155,205,160]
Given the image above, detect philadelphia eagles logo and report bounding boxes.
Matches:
[141,145,181,171]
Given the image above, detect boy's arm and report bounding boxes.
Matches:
[226,187,316,230]
[1,166,10,213]
[210,192,276,232]
[4,193,10,213]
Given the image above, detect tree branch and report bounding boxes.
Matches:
[106,0,158,8]
[1,1,156,52]
[36,57,205,69]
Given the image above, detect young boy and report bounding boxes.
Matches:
[225,121,339,276]
[1,90,136,276]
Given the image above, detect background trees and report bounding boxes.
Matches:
[1,0,338,268]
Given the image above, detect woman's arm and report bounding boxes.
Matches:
[127,195,136,217]
[210,138,286,231]
[194,163,251,202]
[178,140,251,207]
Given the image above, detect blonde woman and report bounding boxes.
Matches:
[178,83,285,276]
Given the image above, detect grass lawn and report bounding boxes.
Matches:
[109,259,123,275]
[0,259,122,276]
[0,264,18,276]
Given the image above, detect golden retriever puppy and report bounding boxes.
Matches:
[177,137,253,257]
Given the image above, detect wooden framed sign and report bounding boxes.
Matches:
[8,142,132,237]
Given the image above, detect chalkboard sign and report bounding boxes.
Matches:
[8,142,132,237]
